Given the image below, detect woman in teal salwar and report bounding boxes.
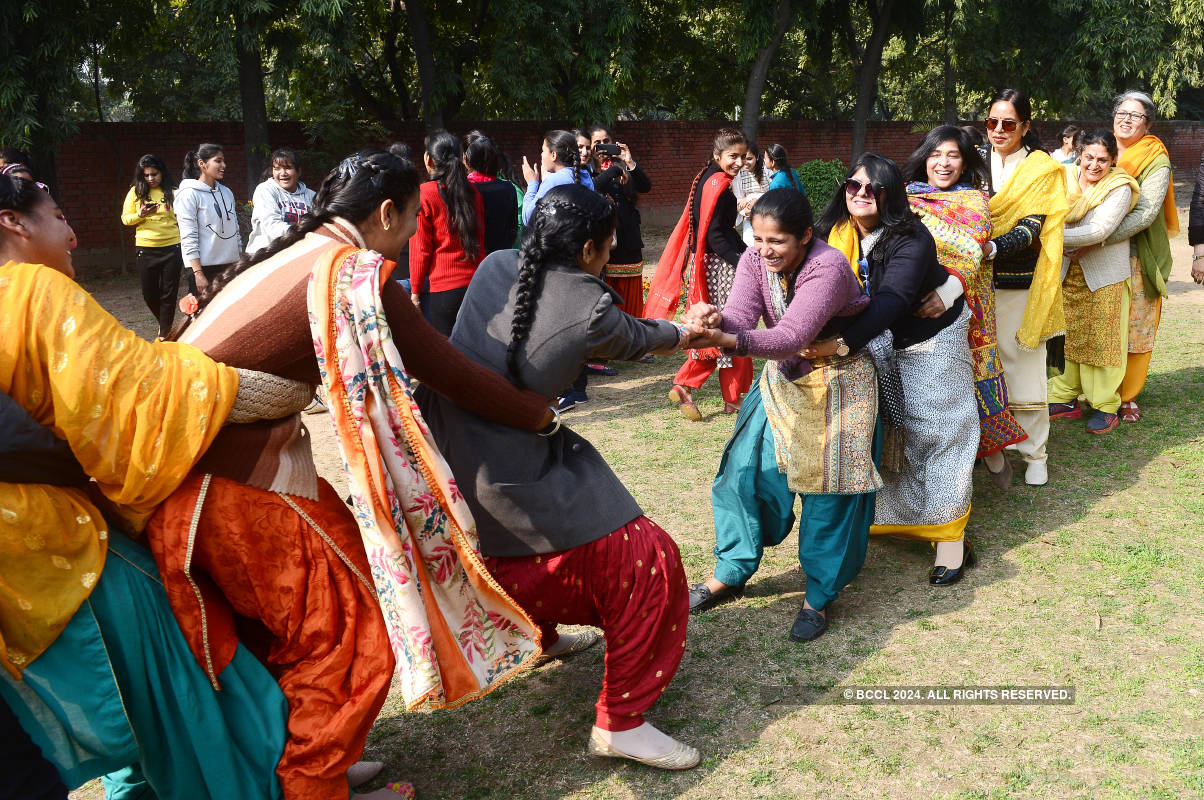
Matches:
[684,189,879,642]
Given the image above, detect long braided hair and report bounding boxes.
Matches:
[543,129,583,184]
[505,184,616,387]
[424,129,481,262]
[169,149,421,340]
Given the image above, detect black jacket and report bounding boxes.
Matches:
[593,163,651,264]
[1190,147,1204,246]
[476,179,520,254]
[690,163,746,267]
[841,219,964,352]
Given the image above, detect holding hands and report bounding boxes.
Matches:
[671,303,735,350]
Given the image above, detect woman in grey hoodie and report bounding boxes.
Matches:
[246,147,316,255]
[175,143,242,295]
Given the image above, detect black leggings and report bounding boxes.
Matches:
[185,262,232,299]
[136,244,183,339]
[419,286,469,337]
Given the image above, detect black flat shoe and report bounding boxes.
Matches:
[789,605,828,642]
[929,538,977,586]
[688,582,744,613]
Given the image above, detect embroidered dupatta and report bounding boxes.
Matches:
[906,183,1027,457]
[308,242,538,711]
[1117,136,1177,298]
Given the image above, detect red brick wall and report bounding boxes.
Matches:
[56,119,1204,274]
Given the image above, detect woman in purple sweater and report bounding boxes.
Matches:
[683,189,880,642]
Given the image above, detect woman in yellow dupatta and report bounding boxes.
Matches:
[981,88,1068,488]
[1104,91,1179,422]
[0,173,290,798]
[1047,130,1139,434]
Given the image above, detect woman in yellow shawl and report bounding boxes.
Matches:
[1047,130,1139,434]
[980,88,1068,488]
[1103,91,1179,423]
[0,173,289,797]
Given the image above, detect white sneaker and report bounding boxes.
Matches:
[1024,461,1048,486]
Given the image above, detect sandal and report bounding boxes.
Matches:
[1120,401,1141,423]
[668,385,702,421]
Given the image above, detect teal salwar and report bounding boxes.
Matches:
[712,378,877,610]
[0,530,287,799]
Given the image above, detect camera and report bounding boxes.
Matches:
[595,143,621,157]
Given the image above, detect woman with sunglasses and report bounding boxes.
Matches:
[980,88,1068,488]
[1101,91,1180,423]
[815,154,979,585]
[175,143,242,296]
[647,128,754,419]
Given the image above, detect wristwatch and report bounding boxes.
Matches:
[834,337,850,357]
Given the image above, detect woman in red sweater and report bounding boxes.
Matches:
[409,129,487,335]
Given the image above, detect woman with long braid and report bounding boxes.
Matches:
[151,150,555,800]
[409,129,486,336]
[418,184,701,770]
[520,129,594,226]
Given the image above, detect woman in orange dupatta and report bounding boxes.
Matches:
[150,152,553,800]
[1105,91,1180,422]
[647,129,753,419]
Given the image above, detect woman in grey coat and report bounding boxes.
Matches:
[418,184,702,770]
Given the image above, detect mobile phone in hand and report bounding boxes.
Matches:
[595,143,621,157]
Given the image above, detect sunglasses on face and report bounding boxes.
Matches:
[985,117,1020,132]
[844,178,884,197]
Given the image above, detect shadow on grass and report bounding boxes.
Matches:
[367,365,1204,800]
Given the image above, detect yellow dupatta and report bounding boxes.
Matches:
[308,243,539,711]
[0,262,236,677]
[827,220,863,285]
[1065,165,1139,224]
[1117,135,1179,236]
[988,150,1069,349]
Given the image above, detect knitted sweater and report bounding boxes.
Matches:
[408,180,487,294]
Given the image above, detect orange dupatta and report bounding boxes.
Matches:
[1118,135,1180,237]
[308,241,538,711]
[645,168,734,320]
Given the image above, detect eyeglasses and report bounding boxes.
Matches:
[1114,110,1149,122]
[985,117,1019,132]
[844,178,884,197]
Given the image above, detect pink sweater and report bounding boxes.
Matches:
[720,237,868,379]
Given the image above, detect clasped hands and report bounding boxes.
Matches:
[679,303,736,350]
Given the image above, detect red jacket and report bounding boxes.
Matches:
[409,180,486,294]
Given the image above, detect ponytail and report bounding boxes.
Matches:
[544,130,582,185]
[182,142,223,181]
[425,129,482,263]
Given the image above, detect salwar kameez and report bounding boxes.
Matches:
[711,380,877,610]
[1048,270,1131,414]
[484,517,687,732]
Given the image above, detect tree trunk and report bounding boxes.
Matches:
[385,0,416,121]
[402,0,443,130]
[742,0,793,149]
[942,5,956,125]
[849,0,897,162]
[235,17,270,192]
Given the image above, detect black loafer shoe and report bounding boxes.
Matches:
[688,582,744,613]
[789,606,828,642]
[929,538,977,586]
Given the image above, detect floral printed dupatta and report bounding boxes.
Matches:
[308,239,539,711]
[907,183,1027,457]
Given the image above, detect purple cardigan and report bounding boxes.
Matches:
[721,238,868,380]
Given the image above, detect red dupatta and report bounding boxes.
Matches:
[645,167,733,320]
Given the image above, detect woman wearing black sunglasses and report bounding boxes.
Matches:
[979,88,1068,488]
[813,153,979,585]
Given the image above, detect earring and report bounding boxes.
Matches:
[383,219,391,231]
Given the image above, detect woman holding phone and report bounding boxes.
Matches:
[121,154,183,338]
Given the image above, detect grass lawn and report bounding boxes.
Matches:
[73,197,1203,800]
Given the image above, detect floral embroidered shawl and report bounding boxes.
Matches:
[308,241,539,710]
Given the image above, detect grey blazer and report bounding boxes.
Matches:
[416,248,679,556]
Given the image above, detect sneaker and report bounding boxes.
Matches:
[586,363,619,376]
[1086,411,1119,434]
[556,391,588,412]
[1024,461,1048,486]
[1048,400,1081,419]
[638,354,655,364]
